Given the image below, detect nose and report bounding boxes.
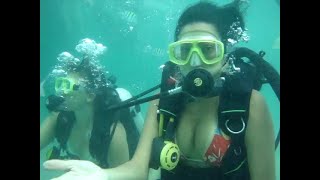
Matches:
[190,52,202,67]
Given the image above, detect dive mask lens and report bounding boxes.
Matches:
[169,42,192,65]
[169,39,224,65]
[197,41,224,64]
[55,77,76,94]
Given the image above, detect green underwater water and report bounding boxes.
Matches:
[40,0,280,179]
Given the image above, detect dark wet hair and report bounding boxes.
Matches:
[174,0,246,51]
[66,56,110,91]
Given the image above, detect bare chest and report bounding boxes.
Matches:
[67,127,93,160]
[176,105,219,160]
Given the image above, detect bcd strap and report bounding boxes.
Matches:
[218,90,252,174]
[157,109,177,139]
[55,111,76,149]
[158,61,185,138]
[48,112,79,161]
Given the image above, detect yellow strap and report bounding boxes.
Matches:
[159,114,164,136]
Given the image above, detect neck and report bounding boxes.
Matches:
[74,104,94,130]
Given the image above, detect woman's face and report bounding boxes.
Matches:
[62,73,94,111]
[177,22,225,80]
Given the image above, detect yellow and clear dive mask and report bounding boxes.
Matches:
[168,39,224,65]
[55,77,80,94]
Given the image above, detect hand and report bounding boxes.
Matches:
[43,159,108,180]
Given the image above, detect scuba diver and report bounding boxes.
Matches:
[40,41,142,168]
[43,1,279,180]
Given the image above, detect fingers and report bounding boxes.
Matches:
[43,159,79,171]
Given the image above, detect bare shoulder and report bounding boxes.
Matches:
[249,90,271,122]
[247,89,274,137]
[246,89,274,138]
[245,90,276,180]
[110,121,126,138]
[109,122,128,148]
[108,121,129,167]
[250,90,266,107]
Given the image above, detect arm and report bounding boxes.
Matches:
[105,99,159,180]
[245,90,276,180]
[107,122,129,168]
[40,112,59,150]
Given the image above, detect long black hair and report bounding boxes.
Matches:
[174,0,246,52]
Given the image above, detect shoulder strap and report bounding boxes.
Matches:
[218,90,251,137]
[218,86,252,175]
[157,61,186,137]
[55,111,76,150]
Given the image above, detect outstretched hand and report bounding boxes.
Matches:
[43,159,108,180]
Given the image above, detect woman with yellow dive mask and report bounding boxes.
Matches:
[54,77,80,95]
[41,55,143,170]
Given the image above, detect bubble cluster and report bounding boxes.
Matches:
[226,20,250,48]
[45,38,109,93]
[75,38,107,60]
